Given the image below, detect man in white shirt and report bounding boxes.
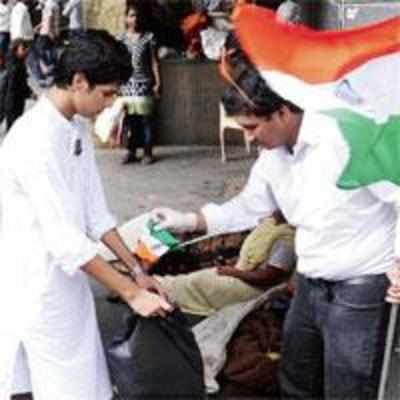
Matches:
[38,0,60,39]
[151,65,398,399]
[0,30,172,400]
[10,0,33,41]
[62,0,82,32]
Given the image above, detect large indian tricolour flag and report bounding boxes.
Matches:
[232,5,400,190]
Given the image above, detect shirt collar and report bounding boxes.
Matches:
[291,111,320,156]
[39,96,87,156]
[39,95,81,132]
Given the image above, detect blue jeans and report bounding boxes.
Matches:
[280,273,390,399]
[0,32,10,58]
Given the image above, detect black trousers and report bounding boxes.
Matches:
[123,114,153,157]
[5,100,25,132]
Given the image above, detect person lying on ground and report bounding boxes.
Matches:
[107,211,295,316]
[152,211,296,316]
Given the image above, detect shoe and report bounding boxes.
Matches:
[141,155,154,165]
[121,152,138,165]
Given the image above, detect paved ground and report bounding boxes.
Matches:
[11,144,256,400]
[94,144,255,335]
[98,145,255,222]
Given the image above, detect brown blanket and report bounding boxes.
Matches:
[222,307,284,396]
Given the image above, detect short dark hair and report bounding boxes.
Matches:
[53,30,133,88]
[221,63,303,119]
[9,38,30,55]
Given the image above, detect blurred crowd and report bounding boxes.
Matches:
[0,0,300,157]
[0,0,82,131]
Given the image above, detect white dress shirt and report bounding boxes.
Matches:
[0,2,11,32]
[0,97,115,399]
[202,111,398,281]
[10,1,33,40]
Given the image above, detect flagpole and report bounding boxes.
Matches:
[378,303,399,400]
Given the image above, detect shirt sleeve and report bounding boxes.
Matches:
[367,182,399,204]
[267,239,296,272]
[364,182,400,257]
[394,188,400,258]
[201,153,278,235]
[83,133,117,241]
[9,140,98,276]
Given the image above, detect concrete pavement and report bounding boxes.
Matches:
[97,145,255,222]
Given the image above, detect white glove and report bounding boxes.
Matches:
[150,207,198,233]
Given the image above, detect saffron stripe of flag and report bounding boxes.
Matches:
[232,4,400,83]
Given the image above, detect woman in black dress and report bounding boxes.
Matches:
[118,1,161,165]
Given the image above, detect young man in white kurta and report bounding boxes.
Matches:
[0,30,172,400]
[0,97,113,399]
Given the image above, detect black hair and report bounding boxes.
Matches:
[126,1,147,33]
[53,29,133,89]
[9,38,30,55]
[223,32,252,79]
[221,63,303,118]
[224,32,241,57]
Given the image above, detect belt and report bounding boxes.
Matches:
[303,273,386,287]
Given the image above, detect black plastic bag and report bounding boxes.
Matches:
[107,308,205,400]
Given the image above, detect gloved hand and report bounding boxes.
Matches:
[150,207,198,233]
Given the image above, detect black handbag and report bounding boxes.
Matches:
[107,308,205,400]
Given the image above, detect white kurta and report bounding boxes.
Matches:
[202,111,398,281]
[0,97,116,399]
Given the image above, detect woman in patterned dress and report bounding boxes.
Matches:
[118,1,161,165]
